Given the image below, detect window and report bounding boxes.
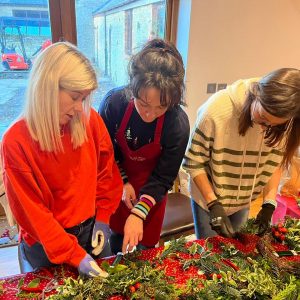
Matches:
[0,0,178,139]
[0,2,52,139]
[13,10,26,18]
[12,10,49,19]
[76,0,168,110]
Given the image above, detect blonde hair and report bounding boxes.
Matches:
[24,42,98,152]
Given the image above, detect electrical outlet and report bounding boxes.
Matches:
[217,83,227,91]
[207,83,217,94]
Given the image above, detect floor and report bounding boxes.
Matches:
[0,197,262,278]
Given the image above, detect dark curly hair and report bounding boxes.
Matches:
[127,38,185,108]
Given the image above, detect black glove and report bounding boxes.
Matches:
[254,203,275,236]
[208,201,235,238]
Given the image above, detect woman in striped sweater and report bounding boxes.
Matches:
[183,68,300,239]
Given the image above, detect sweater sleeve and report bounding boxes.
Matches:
[183,106,215,179]
[92,111,123,223]
[1,142,86,267]
[138,107,190,203]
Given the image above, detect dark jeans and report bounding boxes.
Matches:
[110,231,152,255]
[18,217,111,273]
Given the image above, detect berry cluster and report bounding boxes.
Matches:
[271,222,288,242]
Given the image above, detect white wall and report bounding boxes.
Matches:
[181,0,300,128]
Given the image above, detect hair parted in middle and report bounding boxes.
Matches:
[238,68,300,168]
[127,38,185,108]
[23,41,98,153]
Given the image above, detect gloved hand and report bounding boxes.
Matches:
[91,221,111,256]
[254,203,275,236]
[78,254,108,278]
[208,200,235,238]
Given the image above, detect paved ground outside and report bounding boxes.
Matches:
[0,70,115,140]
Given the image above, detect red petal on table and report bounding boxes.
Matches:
[1,229,10,238]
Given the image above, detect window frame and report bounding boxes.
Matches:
[48,0,178,45]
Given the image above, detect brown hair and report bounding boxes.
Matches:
[238,68,300,168]
[127,38,185,108]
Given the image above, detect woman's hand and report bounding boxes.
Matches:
[122,182,137,209]
[78,254,108,278]
[122,214,143,253]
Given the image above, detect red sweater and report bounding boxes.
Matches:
[1,109,122,267]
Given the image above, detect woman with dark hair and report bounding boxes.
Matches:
[183,68,300,239]
[98,39,189,254]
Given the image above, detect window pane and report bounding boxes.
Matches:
[0,1,51,139]
[76,0,166,110]
[27,11,41,19]
[12,10,26,18]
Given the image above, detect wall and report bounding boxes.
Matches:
[182,0,300,128]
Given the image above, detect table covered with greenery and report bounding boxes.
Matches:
[0,217,299,300]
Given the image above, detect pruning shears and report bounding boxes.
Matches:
[110,252,124,268]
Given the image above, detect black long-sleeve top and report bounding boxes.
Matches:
[98,87,190,203]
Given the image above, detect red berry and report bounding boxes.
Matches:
[279,227,288,234]
[134,282,141,289]
[279,234,285,241]
[129,286,136,293]
[277,222,284,228]
[274,231,280,237]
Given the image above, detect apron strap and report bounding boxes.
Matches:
[154,113,165,144]
[118,100,134,133]
[119,99,165,144]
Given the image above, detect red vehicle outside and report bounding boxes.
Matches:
[1,39,51,71]
[2,51,29,70]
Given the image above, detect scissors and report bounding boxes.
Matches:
[110,252,124,267]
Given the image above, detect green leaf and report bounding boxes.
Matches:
[229,279,237,287]
[27,278,40,288]
[188,243,198,255]
[17,291,39,298]
[108,264,128,274]
[101,260,110,271]
[17,278,24,289]
[206,241,213,251]
[197,245,205,255]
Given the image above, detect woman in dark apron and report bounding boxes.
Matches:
[98,39,190,253]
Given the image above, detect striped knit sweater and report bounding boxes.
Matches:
[183,78,283,215]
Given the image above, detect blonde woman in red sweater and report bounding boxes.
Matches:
[1,42,122,277]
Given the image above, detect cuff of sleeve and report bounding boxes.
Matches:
[67,245,86,267]
[207,199,218,209]
[131,196,156,220]
[263,198,277,208]
[117,161,128,184]
[96,208,111,223]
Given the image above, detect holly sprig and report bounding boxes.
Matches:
[42,225,300,300]
[47,260,181,300]
[157,236,189,261]
[283,217,300,251]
